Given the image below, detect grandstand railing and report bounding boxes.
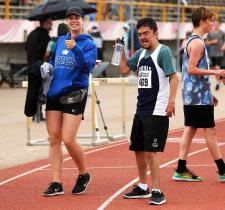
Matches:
[1,0,225,22]
[86,0,225,22]
[0,0,37,19]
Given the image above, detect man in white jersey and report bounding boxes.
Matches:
[172,7,225,182]
[119,17,179,205]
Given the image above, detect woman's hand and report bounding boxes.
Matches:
[213,95,218,106]
[65,34,76,49]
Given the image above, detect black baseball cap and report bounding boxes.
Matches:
[66,7,85,18]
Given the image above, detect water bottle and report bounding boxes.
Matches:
[111,37,125,66]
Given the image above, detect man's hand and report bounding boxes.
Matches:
[65,34,76,49]
[222,77,225,85]
[213,95,219,106]
[166,101,175,117]
[214,69,225,78]
[210,39,219,45]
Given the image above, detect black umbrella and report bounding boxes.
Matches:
[27,0,97,21]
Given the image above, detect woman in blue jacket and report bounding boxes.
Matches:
[42,7,97,196]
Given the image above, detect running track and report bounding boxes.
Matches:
[1,119,225,210]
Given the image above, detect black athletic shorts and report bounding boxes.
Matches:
[184,105,215,128]
[129,114,169,152]
[46,92,87,116]
[211,57,222,67]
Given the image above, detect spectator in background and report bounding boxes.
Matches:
[123,24,130,59]
[128,21,141,56]
[221,42,225,69]
[25,17,52,121]
[45,23,69,61]
[88,25,106,77]
[21,0,29,5]
[88,26,103,61]
[26,17,52,67]
[206,19,225,90]
[102,2,111,20]
[179,31,192,71]
[180,31,192,49]
[109,0,119,20]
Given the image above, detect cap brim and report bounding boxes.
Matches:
[67,12,82,18]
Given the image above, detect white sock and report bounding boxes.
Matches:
[138,183,148,191]
[152,188,161,193]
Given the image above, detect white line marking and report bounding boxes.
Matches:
[167,138,225,143]
[37,164,217,171]
[39,166,136,171]
[167,140,206,144]
[96,142,225,210]
[0,141,127,186]
[167,137,207,141]
[167,137,205,141]
[167,118,225,135]
[216,118,225,123]
[165,164,215,167]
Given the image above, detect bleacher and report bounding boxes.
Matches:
[131,0,225,22]
[189,0,225,7]
[0,0,225,21]
[0,0,37,19]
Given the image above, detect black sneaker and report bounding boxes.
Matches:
[72,173,91,194]
[123,185,151,199]
[149,190,166,205]
[42,182,64,196]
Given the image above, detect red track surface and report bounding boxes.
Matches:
[1,119,225,210]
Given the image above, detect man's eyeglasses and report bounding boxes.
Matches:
[137,31,151,38]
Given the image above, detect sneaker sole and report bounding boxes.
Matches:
[172,176,202,182]
[149,199,166,205]
[123,194,151,199]
[72,177,91,195]
[42,191,64,197]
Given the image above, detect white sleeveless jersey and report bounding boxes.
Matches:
[136,44,170,116]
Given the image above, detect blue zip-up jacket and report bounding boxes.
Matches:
[47,33,97,99]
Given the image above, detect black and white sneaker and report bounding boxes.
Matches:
[149,190,166,205]
[123,185,151,199]
[42,182,64,196]
[72,173,91,194]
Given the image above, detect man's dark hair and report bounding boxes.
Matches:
[57,23,69,36]
[192,7,215,28]
[136,17,158,33]
[39,16,50,26]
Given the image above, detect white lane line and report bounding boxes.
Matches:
[168,118,225,139]
[167,137,207,141]
[216,118,225,123]
[0,141,127,186]
[39,164,215,171]
[167,138,225,143]
[168,118,225,135]
[165,164,215,167]
[96,142,225,210]
[40,166,136,171]
[168,140,206,144]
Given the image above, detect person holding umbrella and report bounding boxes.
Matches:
[42,6,97,196]
[25,16,52,121]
